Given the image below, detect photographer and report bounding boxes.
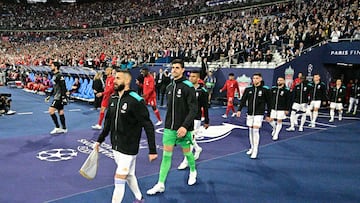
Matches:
[0,93,16,115]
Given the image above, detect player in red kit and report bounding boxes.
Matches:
[92,67,115,130]
[220,73,240,118]
[137,67,162,126]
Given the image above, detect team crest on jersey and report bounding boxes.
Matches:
[249,91,253,94]
[317,85,321,89]
[258,90,263,96]
[110,102,115,107]
[177,89,182,97]
[339,89,343,93]
[304,87,307,91]
[280,91,284,96]
[196,92,199,98]
[121,103,127,113]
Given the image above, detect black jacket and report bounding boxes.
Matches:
[293,82,311,104]
[238,85,271,116]
[350,82,360,99]
[97,90,157,155]
[270,85,290,111]
[309,81,327,101]
[195,85,209,124]
[329,85,346,103]
[165,76,197,131]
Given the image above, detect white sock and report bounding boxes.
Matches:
[127,175,142,201]
[274,122,282,138]
[330,109,335,120]
[192,137,201,151]
[354,104,358,113]
[300,113,306,128]
[252,128,260,152]
[248,128,254,149]
[290,111,296,128]
[348,100,354,112]
[312,111,318,124]
[339,111,343,120]
[112,178,126,203]
[269,120,276,129]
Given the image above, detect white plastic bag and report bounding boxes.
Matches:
[79,150,99,180]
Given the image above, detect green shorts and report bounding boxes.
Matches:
[163,128,193,148]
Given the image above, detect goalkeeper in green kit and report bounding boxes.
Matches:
[147,59,198,195]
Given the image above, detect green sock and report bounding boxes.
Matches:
[184,151,196,172]
[158,151,172,184]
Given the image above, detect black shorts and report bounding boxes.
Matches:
[50,100,64,110]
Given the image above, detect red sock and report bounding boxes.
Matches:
[98,111,105,125]
[154,109,161,121]
[231,105,235,113]
[225,106,230,115]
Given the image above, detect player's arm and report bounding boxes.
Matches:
[95,101,112,149]
[182,86,198,130]
[237,87,249,117]
[220,82,227,92]
[133,99,157,159]
[102,77,114,97]
[201,89,210,126]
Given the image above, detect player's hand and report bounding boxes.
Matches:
[148,154,158,162]
[45,96,50,102]
[204,124,209,129]
[285,111,289,115]
[219,90,222,93]
[177,127,187,138]
[265,116,272,122]
[236,111,241,118]
[94,142,100,152]
[96,93,102,97]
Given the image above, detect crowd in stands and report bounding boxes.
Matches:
[0,0,359,70]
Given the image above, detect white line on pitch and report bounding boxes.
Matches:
[17,112,33,115]
[68,109,81,112]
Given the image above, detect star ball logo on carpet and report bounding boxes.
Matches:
[156,123,247,143]
[36,138,155,162]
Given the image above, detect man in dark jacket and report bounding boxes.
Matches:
[329,79,346,122]
[236,72,271,159]
[147,59,198,195]
[307,74,328,127]
[268,76,290,141]
[286,76,311,132]
[95,69,158,203]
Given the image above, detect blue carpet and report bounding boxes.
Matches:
[1,87,360,203]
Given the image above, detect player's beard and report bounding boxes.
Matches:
[115,83,125,92]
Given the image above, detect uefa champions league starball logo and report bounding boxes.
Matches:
[36,149,78,162]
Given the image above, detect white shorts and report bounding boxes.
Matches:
[246,115,264,127]
[113,150,137,175]
[330,102,343,110]
[349,97,359,105]
[270,110,287,120]
[308,100,321,110]
[291,103,308,112]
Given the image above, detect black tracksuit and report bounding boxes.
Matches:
[195,85,209,124]
[164,76,197,131]
[97,90,157,155]
[292,82,311,104]
[270,86,290,111]
[329,85,346,103]
[238,85,272,116]
[309,81,328,101]
[350,82,360,99]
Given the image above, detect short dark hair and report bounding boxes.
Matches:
[171,58,184,68]
[277,76,285,80]
[53,62,61,70]
[229,73,235,76]
[190,70,200,74]
[253,72,262,77]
